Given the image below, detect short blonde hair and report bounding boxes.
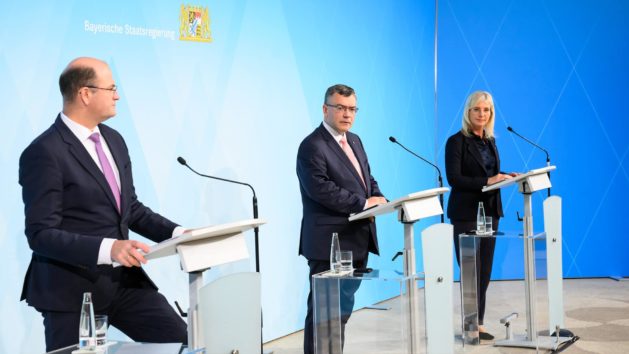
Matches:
[461,91,495,138]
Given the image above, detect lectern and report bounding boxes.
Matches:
[348,187,453,353]
[145,218,266,352]
[477,166,570,349]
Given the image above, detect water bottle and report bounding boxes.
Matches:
[78,292,97,349]
[476,202,486,235]
[330,232,341,273]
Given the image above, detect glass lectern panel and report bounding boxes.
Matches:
[313,270,424,354]
[458,232,546,351]
[458,234,479,345]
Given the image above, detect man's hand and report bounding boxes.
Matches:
[111,240,150,267]
[366,196,387,208]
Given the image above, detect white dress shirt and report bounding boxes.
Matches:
[60,113,184,265]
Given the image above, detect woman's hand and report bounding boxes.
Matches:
[487,173,514,185]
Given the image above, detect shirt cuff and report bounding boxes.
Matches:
[98,227,184,267]
[172,226,186,237]
[97,238,117,265]
[363,200,369,210]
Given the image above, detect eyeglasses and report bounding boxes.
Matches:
[470,107,491,114]
[85,85,118,93]
[325,103,359,114]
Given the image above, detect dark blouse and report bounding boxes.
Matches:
[472,134,498,176]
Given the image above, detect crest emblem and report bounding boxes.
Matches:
[179,4,212,42]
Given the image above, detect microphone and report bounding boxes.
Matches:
[506,127,551,196]
[177,157,256,196]
[388,136,444,223]
[176,156,260,272]
[506,127,550,165]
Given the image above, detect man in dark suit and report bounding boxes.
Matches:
[297,84,386,354]
[19,57,187,351]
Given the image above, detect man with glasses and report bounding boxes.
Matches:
[19,57,187,351]
[297,84,386,354]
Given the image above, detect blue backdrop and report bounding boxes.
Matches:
[0,1,435,352]
[1,1,627,353]
[437,0,629,279]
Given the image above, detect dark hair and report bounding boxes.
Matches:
[324,84,355,104]
[59,66,96,102]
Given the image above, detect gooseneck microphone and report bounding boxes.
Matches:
[506,127,551,196]
[506,127,550,165]
[177,156,260,273]
[388,136,444,223]
[177,157,257,197]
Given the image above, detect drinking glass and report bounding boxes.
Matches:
[94,315,108,346]
[338,251,353,271]
[484,217,493,235]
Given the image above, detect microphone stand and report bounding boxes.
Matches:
[507,127,551,197]
[178,157,261,273]
[389,137,445,223]
[177,157,266,354]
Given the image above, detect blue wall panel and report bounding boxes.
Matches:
[437,0,629,279]
[0,1,434,352]
[1,0,627,352]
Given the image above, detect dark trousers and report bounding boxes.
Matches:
[303,257,368,354]
[42,287,187,352]
[452,218,499,325]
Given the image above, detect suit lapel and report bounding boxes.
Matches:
[54,117,121,214]
[464,135,489,175]
[347,133,369,193]
[318,125,367,192]
[488,138,500,172]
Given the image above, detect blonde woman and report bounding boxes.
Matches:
[445,91,516,341]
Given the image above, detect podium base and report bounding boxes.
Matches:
[495,334,572,350]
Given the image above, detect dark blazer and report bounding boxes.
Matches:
[19,116,178,312]
[297,124,384,261]
[445,131,503,221]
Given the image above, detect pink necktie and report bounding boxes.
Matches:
[89,133,121,212]
[340,136,366,187]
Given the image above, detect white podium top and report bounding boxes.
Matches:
[145,218,266,261]
[349,187,449,222]
[482,165,556,193]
